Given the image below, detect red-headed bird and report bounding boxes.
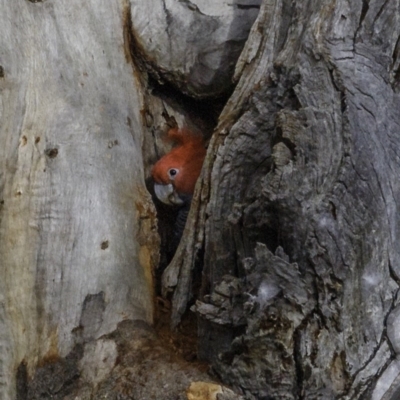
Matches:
[152,128,206,206]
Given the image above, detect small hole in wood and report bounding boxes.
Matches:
[101,240,109,250]
[45,148,58,158]
[108,140,119,148]
[35,137,41,144]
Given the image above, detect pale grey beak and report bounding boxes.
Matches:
[154,183,184,206]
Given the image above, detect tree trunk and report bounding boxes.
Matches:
[184,0,400,399]
[3,0,400,399]
[169,0,400,399]
[0,0,259,399]
[0,1,158,398]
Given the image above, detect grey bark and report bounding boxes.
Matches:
[167,0,400,399]
[0,1,159,398]
[0,0,258,398]
[2,0,399,398]
[130,0,262,98]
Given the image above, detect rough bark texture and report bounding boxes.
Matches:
[0,0,257,399]
[178,0,400,399]
[3,0,400,398]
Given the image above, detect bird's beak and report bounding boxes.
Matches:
[154,183,184,206]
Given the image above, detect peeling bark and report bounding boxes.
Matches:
[169,0,400,398]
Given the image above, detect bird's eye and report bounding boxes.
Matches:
[168,168,179,178]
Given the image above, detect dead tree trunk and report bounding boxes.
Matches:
[2,0,400,398]
[0,1,158,398]
[170,0,400,399]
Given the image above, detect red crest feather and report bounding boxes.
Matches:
[152,128,206,196]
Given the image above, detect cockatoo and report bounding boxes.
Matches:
[152,127,206,255]
[152,128,206,206]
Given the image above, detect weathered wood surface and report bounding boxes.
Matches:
[2,0,400,398]
[0,0,261,398]
[0,1,159,398]
[130,0,262,98]
[169,0,400,398]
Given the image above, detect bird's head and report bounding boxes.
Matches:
[152,128,206,206]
